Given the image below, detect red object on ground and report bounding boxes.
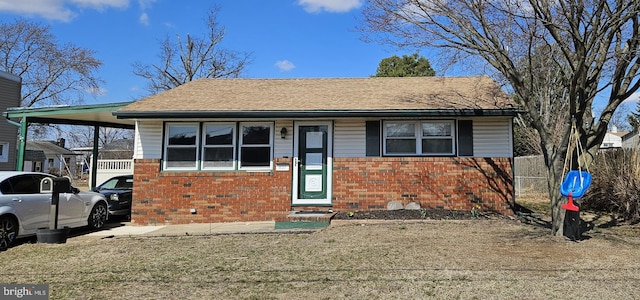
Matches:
[562,192,580,212]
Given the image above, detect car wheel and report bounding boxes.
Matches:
[0,216,18,251]
[88,202,108,230]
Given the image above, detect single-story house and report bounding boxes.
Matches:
[600,126,627,149]
[113,76,518,225]
[622,129,639,149]
[25,139,78,176]
[23,149,46,172]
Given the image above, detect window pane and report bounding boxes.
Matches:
[10,175,40,194]
[0,179,11,194]
[422,139,453,154]
[240,147,270,167]
[386,139,416,154]
[203,148,234,168]
[99,178,119,189]
[422,123,452,136]
[242,126,270,144]
[205,125,233,145]
[386,123,415,137]
[168,125,197,145]
[166,148,197,168]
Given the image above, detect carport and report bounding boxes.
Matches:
[2,102,135,188]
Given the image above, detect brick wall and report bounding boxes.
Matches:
[131,158,293,225]
[131,156,513,225]
[332,157,514,214]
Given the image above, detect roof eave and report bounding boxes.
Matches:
[114,109,520,119]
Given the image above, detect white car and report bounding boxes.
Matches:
[0,171,108,250]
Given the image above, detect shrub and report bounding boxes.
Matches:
[582,148,640,222]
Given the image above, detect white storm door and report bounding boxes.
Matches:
[292,121,332,205]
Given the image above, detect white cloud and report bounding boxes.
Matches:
[0,0,129,22]
[137,0,155,10]
[137,0,155,26]
[87,86,107,96]
[70,0,128,10]
[275,60,296,72]
[139,12,149,25]
[297,0,362,13]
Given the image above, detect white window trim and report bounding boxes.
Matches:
[163,123,200,171]
[383,120,456,156]
[201,122,236,171]
[162,122,275,172]
[238,122,274,171]
[420,120,456,155]
[0,142,8,162]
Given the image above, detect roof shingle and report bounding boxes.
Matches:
[118,76,515,113]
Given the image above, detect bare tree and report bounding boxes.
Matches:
[0,19,102,107]
[66,126,134,149]
[133,7,252,94]
[0,19,103,139]
[608,102,632,132]
[361,0,640,236]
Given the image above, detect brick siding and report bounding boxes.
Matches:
[332,157,513,214]
[131,157,513,225]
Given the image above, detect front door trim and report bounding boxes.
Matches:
[292,121,333,206]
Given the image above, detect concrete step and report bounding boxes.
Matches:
[274,210,335,230]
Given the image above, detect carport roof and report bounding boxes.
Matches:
[4,102,135,129]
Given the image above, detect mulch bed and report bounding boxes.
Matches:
[331,209,483,220]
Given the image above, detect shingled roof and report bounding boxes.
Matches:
[115,76,517,119]
[26,141,76,156]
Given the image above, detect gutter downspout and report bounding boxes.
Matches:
[5,116,26,171]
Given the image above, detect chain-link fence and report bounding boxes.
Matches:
[514,155,548,196]
[514,176,547,196]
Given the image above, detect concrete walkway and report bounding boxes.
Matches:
[85,221,288,237]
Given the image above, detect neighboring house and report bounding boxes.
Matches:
[600,126,627,149]
[26,139,78,177]
[0,71,21,171]
[113,76,518,225]
[622,129,639,149]
[23,149,46,172]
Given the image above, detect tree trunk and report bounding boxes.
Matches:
[544,128,602,237]
[546,154,566,236]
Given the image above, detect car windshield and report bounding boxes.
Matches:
[99,177,133,190]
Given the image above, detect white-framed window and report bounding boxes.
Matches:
[164,123,200,170]
[383,120,455,156]
[0,142,8,162]
[239,122,274,170]
[163,122,274,171]
[202,123,236,170]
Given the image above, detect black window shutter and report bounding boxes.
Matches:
[366,121,381,157]
[458,120,473,156]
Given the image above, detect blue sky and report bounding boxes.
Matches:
[0,0,636,117]
[0,0,436,104]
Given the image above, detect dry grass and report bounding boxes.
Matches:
[3,218,640,299]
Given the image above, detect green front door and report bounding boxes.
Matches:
[293,122,332,205]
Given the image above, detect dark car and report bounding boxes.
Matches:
[93,175,133,218]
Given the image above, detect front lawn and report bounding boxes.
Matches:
[2,218,640,299]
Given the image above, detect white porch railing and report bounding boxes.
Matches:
[89,158,133,187]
